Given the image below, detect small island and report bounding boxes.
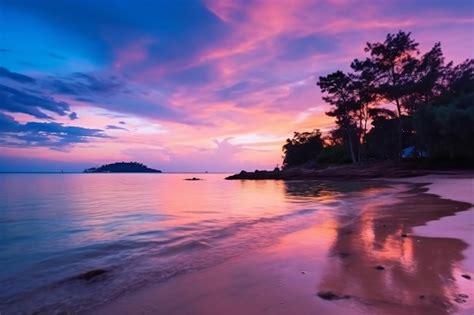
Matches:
[84,162,162,173]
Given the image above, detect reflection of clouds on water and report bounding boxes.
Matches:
[317,183,471,314]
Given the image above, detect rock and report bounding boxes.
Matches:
[461,274,471,280]
[401,234,408,237]
[185,177,202,181]
[75,269,108,281]
[301,271,307,274]
[375,265,385,270]
[317,291,350,301]
[419,295,426,299]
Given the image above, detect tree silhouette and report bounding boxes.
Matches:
[317,71,359,163]
[282,130,324,168]
[361,31,420,152]
[299,31,474,166]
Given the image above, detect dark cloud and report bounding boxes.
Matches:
[43,72,193,124]
[72,73,123,93]
[106,125,127,131]
[47,72,124,96]
[0,112,19,131]
[0,112,108,149]
[0,66,36,84]
[0,84,70,119]
[119,121,126,125]
[0,64,220,128]
[0,67,115,150]
[74,97,96,103]
[69,112,78,120]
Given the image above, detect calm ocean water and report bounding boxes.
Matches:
[0,173,390,313]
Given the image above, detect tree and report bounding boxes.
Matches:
[442,59,474,100]
[317,71,359,163]
[350,59,379,160]
[403,42,446,113]
[357,31,420,153]
[363,31,419,118]
[311,30,473,166]
[282,130,324,168]
[413,100,474,161]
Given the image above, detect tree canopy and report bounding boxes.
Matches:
[282,130,324,168]
[282,30,473,168]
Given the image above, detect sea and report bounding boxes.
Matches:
[0,173,393,313]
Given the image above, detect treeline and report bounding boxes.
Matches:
[283,31,473,169]
[84,162,161,173]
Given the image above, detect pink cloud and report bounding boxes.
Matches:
[3,0,473,171]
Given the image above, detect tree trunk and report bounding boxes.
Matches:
[347,129,357,164]
[395,98,403,157]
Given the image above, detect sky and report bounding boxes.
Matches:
[0,0,473,172]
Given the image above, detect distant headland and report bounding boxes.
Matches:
[84,162,161,173]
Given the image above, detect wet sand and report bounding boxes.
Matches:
[92,174,473,315]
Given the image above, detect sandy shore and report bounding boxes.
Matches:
[394,175,474,268]
[92,174,473,315]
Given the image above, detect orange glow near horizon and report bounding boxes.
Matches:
[1,0,472,171]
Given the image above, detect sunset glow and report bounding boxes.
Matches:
[1,0,472,172]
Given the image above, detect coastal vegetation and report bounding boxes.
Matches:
[84,162,161,173]
[283,31,473,169]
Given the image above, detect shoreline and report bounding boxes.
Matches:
[390,175,474,277]
[91,174,473,315]
[225,161,472,180]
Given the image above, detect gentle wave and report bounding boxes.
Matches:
[0,174,395,314]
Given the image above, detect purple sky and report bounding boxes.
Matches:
[0,0,473,172]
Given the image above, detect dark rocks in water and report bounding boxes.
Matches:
[75,269,108,281]
[375,265,385,270]
[461,274,471,280]
[454,297,467,304]
[226,169,285,180]
[301,271,307,274]
[185,177,202,181]
[317,291,351,301]
[401,233,408,237]
[225,161,429,180]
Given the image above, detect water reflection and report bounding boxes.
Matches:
[1,175,471,314]
[316,184,472,315]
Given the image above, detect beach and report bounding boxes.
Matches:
[93,174,473,315]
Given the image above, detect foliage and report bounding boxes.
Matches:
[413,95,474,161]
[317,145,352,165]
[282,30,473,168]
[282,130,324,168]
